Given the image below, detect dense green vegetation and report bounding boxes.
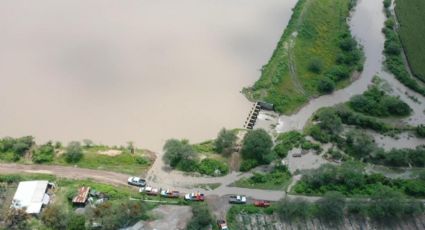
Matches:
[163,139,229,176]
[240,129,274,171]
[276,190,424,224]
[233,165,291,190]
[395,0,425,82]
[292,162,425,198]
[382,0,425,96]
[248,0,363,114]
[349,85,411,117]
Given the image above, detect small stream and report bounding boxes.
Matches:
[275,0,425,133]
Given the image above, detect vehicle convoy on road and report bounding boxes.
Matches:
[184,192,205,201]
[254,200,271,207]
[229,195,247,204]
[160,189,180,198]
[139,186,159,196]
[127,177,146,187]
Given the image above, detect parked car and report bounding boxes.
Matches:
[139,186,159,196]
[292,153,302,157]
[160,189,180,198]
[254,200,271,207]
[217,220,228,230]
[184,192,205,201]
[229,195,247,204]
[127,177,146,187]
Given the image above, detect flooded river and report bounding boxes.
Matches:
[0,0,297,151]
[276,0,425,133]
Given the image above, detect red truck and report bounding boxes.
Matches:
[254,200,271,207]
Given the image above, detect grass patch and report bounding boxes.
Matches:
[247,0,362,114]
[52,145,152,175]
[233,166,292,190]
[395,0,425,82]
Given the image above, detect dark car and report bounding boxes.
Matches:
[127,177,146,187]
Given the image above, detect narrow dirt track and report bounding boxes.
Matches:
[0,163,129,186]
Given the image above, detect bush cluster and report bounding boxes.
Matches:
[293,162,425,198]
[349,85,411,117]
[273,131,321,158]
[0,136,34,161]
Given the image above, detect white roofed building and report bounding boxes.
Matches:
[11,180,51,214]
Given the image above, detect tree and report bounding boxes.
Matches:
[317,78,335,94]
[82,139,94,148]
[162,139,197,170]
[32,142,55,163]
[316,191,345,224]
[241,129,273,164]
[214,128,237,154]
[41,205,67,230]
[64,141,83,163]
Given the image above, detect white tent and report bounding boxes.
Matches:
[11,180,50,214]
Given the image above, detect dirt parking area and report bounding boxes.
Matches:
[127,205,192,230]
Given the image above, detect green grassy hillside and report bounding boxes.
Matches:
[396,0,425,82]
[247,0,362,114]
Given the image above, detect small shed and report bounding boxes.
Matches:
[72,187,90,205]
[11,180,51,214]
[258,101,274,111]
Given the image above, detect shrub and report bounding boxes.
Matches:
[308,58,324,74]
[240,159,259,172]
[187,204,214,230]
[197,158,228,176]
[41,205,67,230]
[317,78,335,94]
[416,125,425,137]
[64,142,83,163]
[32,142,55,163]
[273,131,305,157]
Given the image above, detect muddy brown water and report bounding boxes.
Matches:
[0,0,297,151]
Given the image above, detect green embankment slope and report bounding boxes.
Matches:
[395,0,425,82]
[247,0,362,114]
